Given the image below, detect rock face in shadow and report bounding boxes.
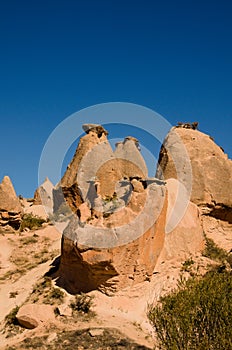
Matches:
[0,176,22,230]
[54,124,168,294]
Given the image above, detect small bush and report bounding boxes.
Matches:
[20,236,38,245]
[20,214,46,231]
[5,306,19,326]
[181,258,194,272]
[148,269,232,350]
[44,287,64,304]
[203,236,228,262]
[70,293,94,314]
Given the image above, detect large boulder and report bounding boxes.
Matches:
[16,304,54,329]
[156,127,232,207]
[0,176,22,230]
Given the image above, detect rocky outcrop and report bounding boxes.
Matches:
[57,181,167,294]
[54,125,167,294]
[0,176,22,230]
[156,127,232,208]
[156,126,232,254]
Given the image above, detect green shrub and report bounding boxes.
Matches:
[70,293,94,314]
[44,287,65,304]
[148,270,232,350]
[203,236,228,262]
[20,214,46,231]
[5,306,19,326]
[181,258,194,272]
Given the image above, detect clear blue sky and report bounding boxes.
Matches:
[0,0,231,197]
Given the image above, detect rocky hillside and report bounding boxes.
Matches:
[0,123,231,349]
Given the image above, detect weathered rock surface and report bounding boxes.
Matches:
[0,176,22,230]
[16,304,54,329]
[156,127,232,208]
[53,124,167,294]
[57,182,167,294]
[34,177,54,210]
[156,126,232,254]
[24,204,49,220]
[159,178,205,262]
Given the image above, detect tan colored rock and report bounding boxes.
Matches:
[61,130,109,188]
[0,176,22,212]
[131,178,144,193]
[159,179,205,262]
[0,176,22,230]
[16,304,54,329]
[56,182,167,295]
[78,202,91,222]
[33,177,54,211]
[24,204,48,220]
[201,214,232,252]
[156,127,232,207]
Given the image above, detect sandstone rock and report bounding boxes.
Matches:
[201,213,232,252]
[0,176,22,212]
[159,178,205,262]
[57,304,72,317]
[89,328,104,337]
[156,127,232,207]
[56,181,167,295]
[82,124,108,136]
[34,177,54,211]
[24,204,49,220]
[61,130,109,189]
[0,176,22,230]
[16,304,54,329]
[114,137,148,178]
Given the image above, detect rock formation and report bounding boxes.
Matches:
[156,126,232,208]
[34,177,54,209]
[0,176,22,230]
[43,123,231,295]
[54,124,167,294]
[156,126,232,256]
[159,178,204,262]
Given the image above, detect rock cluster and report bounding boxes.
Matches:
[0,176,22,230]
[53,124,167,294]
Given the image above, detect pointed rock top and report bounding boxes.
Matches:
[82,124,108,136]
[0,175,22,212]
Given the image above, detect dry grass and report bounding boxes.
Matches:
[0,233,59,283]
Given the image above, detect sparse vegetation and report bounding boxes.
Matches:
[29,277,64,305]
[9,291,18,298]
[0,235,58,282]
[203,236,229,262]
[148,269,232,350]
[70,293,94,314]
[20,214,46,231]
[5,306,19,327]
[181,258,194,272]
[5,328,150,349]
[19,235,38,245]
